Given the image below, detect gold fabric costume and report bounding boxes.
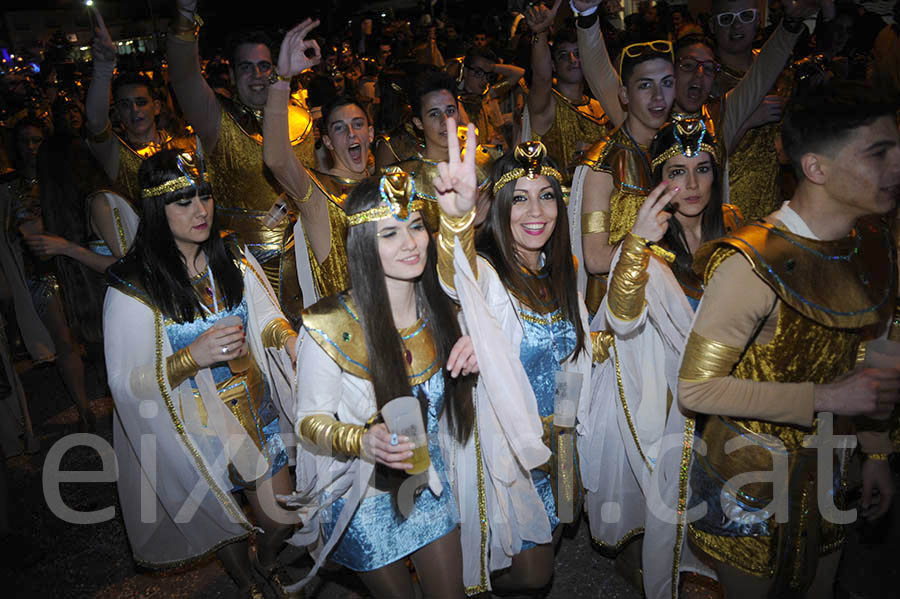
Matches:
[395,144,498,231]
[582,124,652,246]
[306,170,357,299]
[713,55,793,221]
[206,96,315,322]
[301,292,442,386]
[116,130,196,212]
[687,221,896,591]
[533,89,609,183]
[375,124,424,166]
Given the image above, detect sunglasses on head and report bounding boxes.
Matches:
[714,8,758,27]
[618,40,674,78]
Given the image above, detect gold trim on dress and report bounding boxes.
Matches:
[612,337,652,471]
[678,332,743,383]
[112,206,128,254]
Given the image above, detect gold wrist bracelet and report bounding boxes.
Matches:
[166,346,199,388]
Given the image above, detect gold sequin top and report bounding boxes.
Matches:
[116,130,196,212]
[713,57,794,221]
[375,124,424,166]
[582,125,652,245]
[306,171,355,299]
[533,89,609,183]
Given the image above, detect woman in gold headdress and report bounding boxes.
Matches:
[103,149,298,599]
[587,117,741,598]
[286,169,477,598]
[433,126,592,594]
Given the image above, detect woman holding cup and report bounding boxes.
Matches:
[289,169,477,598]
[103,149,299,599]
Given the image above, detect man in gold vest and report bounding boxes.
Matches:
[678,83,900,598]
[167,0,316,325]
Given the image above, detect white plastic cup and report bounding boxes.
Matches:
[213,315,250,374]
[864,339,900,370]
[382,395,430,475]
[262,197,289,229]
[554,371,583,428]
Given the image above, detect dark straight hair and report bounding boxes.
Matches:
[344,178,474,443]
[477,152,587,362]
[130,149,243,323]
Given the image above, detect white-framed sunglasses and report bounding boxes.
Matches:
[714,8,758,27]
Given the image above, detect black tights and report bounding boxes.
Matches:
[490,527,562,596]
[356,527,465,599]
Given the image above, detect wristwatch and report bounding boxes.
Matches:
[268,71,292,85]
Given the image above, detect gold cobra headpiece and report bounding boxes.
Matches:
[347,167,425,226]
[492,141,563,196]
[140,151,210,200]
[650,116,719,170]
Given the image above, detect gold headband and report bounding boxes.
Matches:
[140,151,209,199]
[348,168,425,226]
[492,141,562,196]
[650,117,719,170]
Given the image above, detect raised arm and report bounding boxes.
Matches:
[261,20,333,266]
[721,0,831,151]
[525,0,564,137]
[84,9,120,180]
[580,168,619,274]
[434,119,479,295]
[167,0,223,153]
[573,0,626,127]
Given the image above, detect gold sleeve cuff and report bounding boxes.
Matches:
[261,317,296,349]
[591,330,614,363]
[607,233,650,322]
[166,347,199,388]
[438,208,477,291]
[170,11,202,41]
[582,210,610,235]
[678,332,743,383]
[299,414,364,457]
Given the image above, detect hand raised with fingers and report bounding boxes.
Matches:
[277,19,322,79]
[525,0,563,35]
[433,119,479,218]
[631,181,678,243]
[91,9,116,65]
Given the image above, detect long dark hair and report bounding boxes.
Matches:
[345,178,474,443]
[649,125,724,279]
[128,149,243,323]
[476,150,586,362]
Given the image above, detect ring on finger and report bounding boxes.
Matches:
[222,346,228,354]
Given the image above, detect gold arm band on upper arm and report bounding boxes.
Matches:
[678,332,744,383]
[297,179,314,204]
[582,210,610,234]
[607,233,650,322]
[261,318,296,349]
[591,330,614,364]
[166,346,199,388]
[438,208,477,289]
[89,121,112,144]
[299,414,364,457]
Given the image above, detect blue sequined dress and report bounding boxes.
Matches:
[164,271,288,491]
[515,283,576,549]
[321,369,459,571]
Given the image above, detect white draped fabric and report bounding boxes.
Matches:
[104,249,295,568]
[88,190,139,255]
[568,165,590,296]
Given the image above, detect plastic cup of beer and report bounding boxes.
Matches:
[553,370,583,429]
[213,315,251,374]
[382,395,430,475]
[262,197,289,229]
[863,339,900,370]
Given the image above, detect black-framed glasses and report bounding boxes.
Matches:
[677,57,721,75]
[619,40,673,77]
[714,8,758,27]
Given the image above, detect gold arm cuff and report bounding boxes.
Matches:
[438,208,477,290]
[864,452,890,461]
[582,210,610,234]
[89,121,112,144]
[170,11,202,41]
[678,332,743,383]
[297,180,314,204]
[299,414,364,457]
[166,346,199,388]
[607,233,650,322]
[591,330,614,363]
[261,317,296,349]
